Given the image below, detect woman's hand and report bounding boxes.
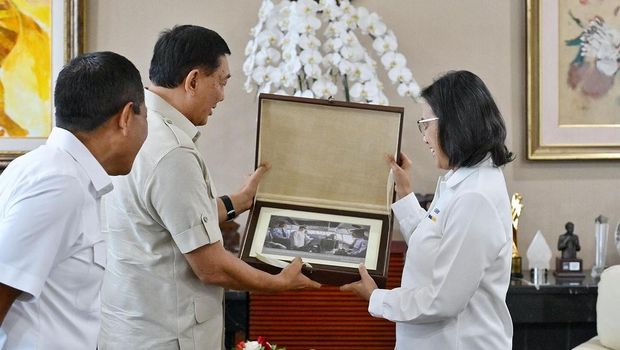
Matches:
[339,264,378,301]
[386,152,413,199]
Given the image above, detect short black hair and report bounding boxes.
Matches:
[421,70,514,167]
[55,51,144,132]
[149,25,231,88]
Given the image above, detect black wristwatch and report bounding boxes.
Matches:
[220,195,236,221]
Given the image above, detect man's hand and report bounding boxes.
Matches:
[235,163,271,211]
[339,264,377,301]
[219,164,271,222]
[277,257,321,290]
[386,152,413,199]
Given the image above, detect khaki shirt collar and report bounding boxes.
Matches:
[144,88,201,142]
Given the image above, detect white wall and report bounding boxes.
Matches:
[87,0,620,270]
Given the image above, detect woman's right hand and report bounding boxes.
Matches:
[386,152,413,199]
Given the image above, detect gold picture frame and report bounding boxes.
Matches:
[0,0,85,170]
[526,0,620,160]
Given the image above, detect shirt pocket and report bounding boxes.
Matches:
[74,240,106,312]
[93,240,107,269]
[192,296,224,349]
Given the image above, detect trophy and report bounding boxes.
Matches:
[554,221,584,278]
[591,215,609,279]
[511,193,524,278]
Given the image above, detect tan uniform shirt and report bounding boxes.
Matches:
[98,89,224,350]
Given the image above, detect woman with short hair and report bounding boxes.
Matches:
[342,70,514,350]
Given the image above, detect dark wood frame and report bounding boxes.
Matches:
[241,200,392,287]
[240,94,404,288]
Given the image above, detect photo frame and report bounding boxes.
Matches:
[0,0,85,170]
[241,201,391,287]
[526,0,620,160]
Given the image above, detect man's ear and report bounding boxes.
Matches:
[117,101,135,137]
[184,69,200,94]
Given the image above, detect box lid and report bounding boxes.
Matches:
[255,94,404,215]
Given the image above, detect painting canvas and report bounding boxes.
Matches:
[0,0,83,168]
[527,0,620,159]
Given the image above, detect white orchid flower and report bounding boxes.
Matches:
[323,21,348,39]
[245,40,255,56]
[323,38,343,52]
[299,35,321,50]
[268,68,284,89]
[258,0,274,21]
[250,22,264,38]
[276,67,296,88]
[388,66,413,83]
[300,15,322,35]
[360,13,387,37]
[296,0,319,16]
[244,76,254,93]
[274,89,289,95]
[280,31,300,48]
[259,82,273,94]
[320,0,343,20]
[251,66,271,85]
[349,63,373,82]
[242,55,255,76]
[323,52,342,67]
[340,45,364,62]
[340,31,359,47]
[304,63,322,79]
[243,341,262,350]
[381,52,406,70]
[300,49,323,65]
[256,29,284,48]
[281,44,298,62]
[294,89,315,98]
[284,56,302,75]
[311,77,338,98]
[255,48,281,66]
[339,1,355,16]
[397,81,421,97]
[349,80,379,102]
[376,91,390,105]
[372,31,397,55]
[338,59,355,75]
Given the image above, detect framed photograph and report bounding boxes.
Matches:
[0,0,84,169]
[241,201,391,287]
[241,94,403,287]
[526,0,620,160]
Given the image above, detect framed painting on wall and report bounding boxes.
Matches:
[527,0,620,160]
[0,0,84,169]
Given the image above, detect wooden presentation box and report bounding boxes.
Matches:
[240,94,404,288]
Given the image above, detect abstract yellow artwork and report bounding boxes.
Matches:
[0,0,82,169]
[0,0,51,138]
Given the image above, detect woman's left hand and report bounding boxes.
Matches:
[339,264,378,301]
[386,152,413,199]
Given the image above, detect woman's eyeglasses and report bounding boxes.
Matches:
[416,117,438,134]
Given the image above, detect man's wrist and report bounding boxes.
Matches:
[220,195,236,221]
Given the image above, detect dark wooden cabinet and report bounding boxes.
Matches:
[507,272,598,350]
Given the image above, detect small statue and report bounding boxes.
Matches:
[558,222,580,259]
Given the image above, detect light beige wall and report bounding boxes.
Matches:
[87,0,620,270]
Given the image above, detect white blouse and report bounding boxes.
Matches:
[369,157,513,349]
